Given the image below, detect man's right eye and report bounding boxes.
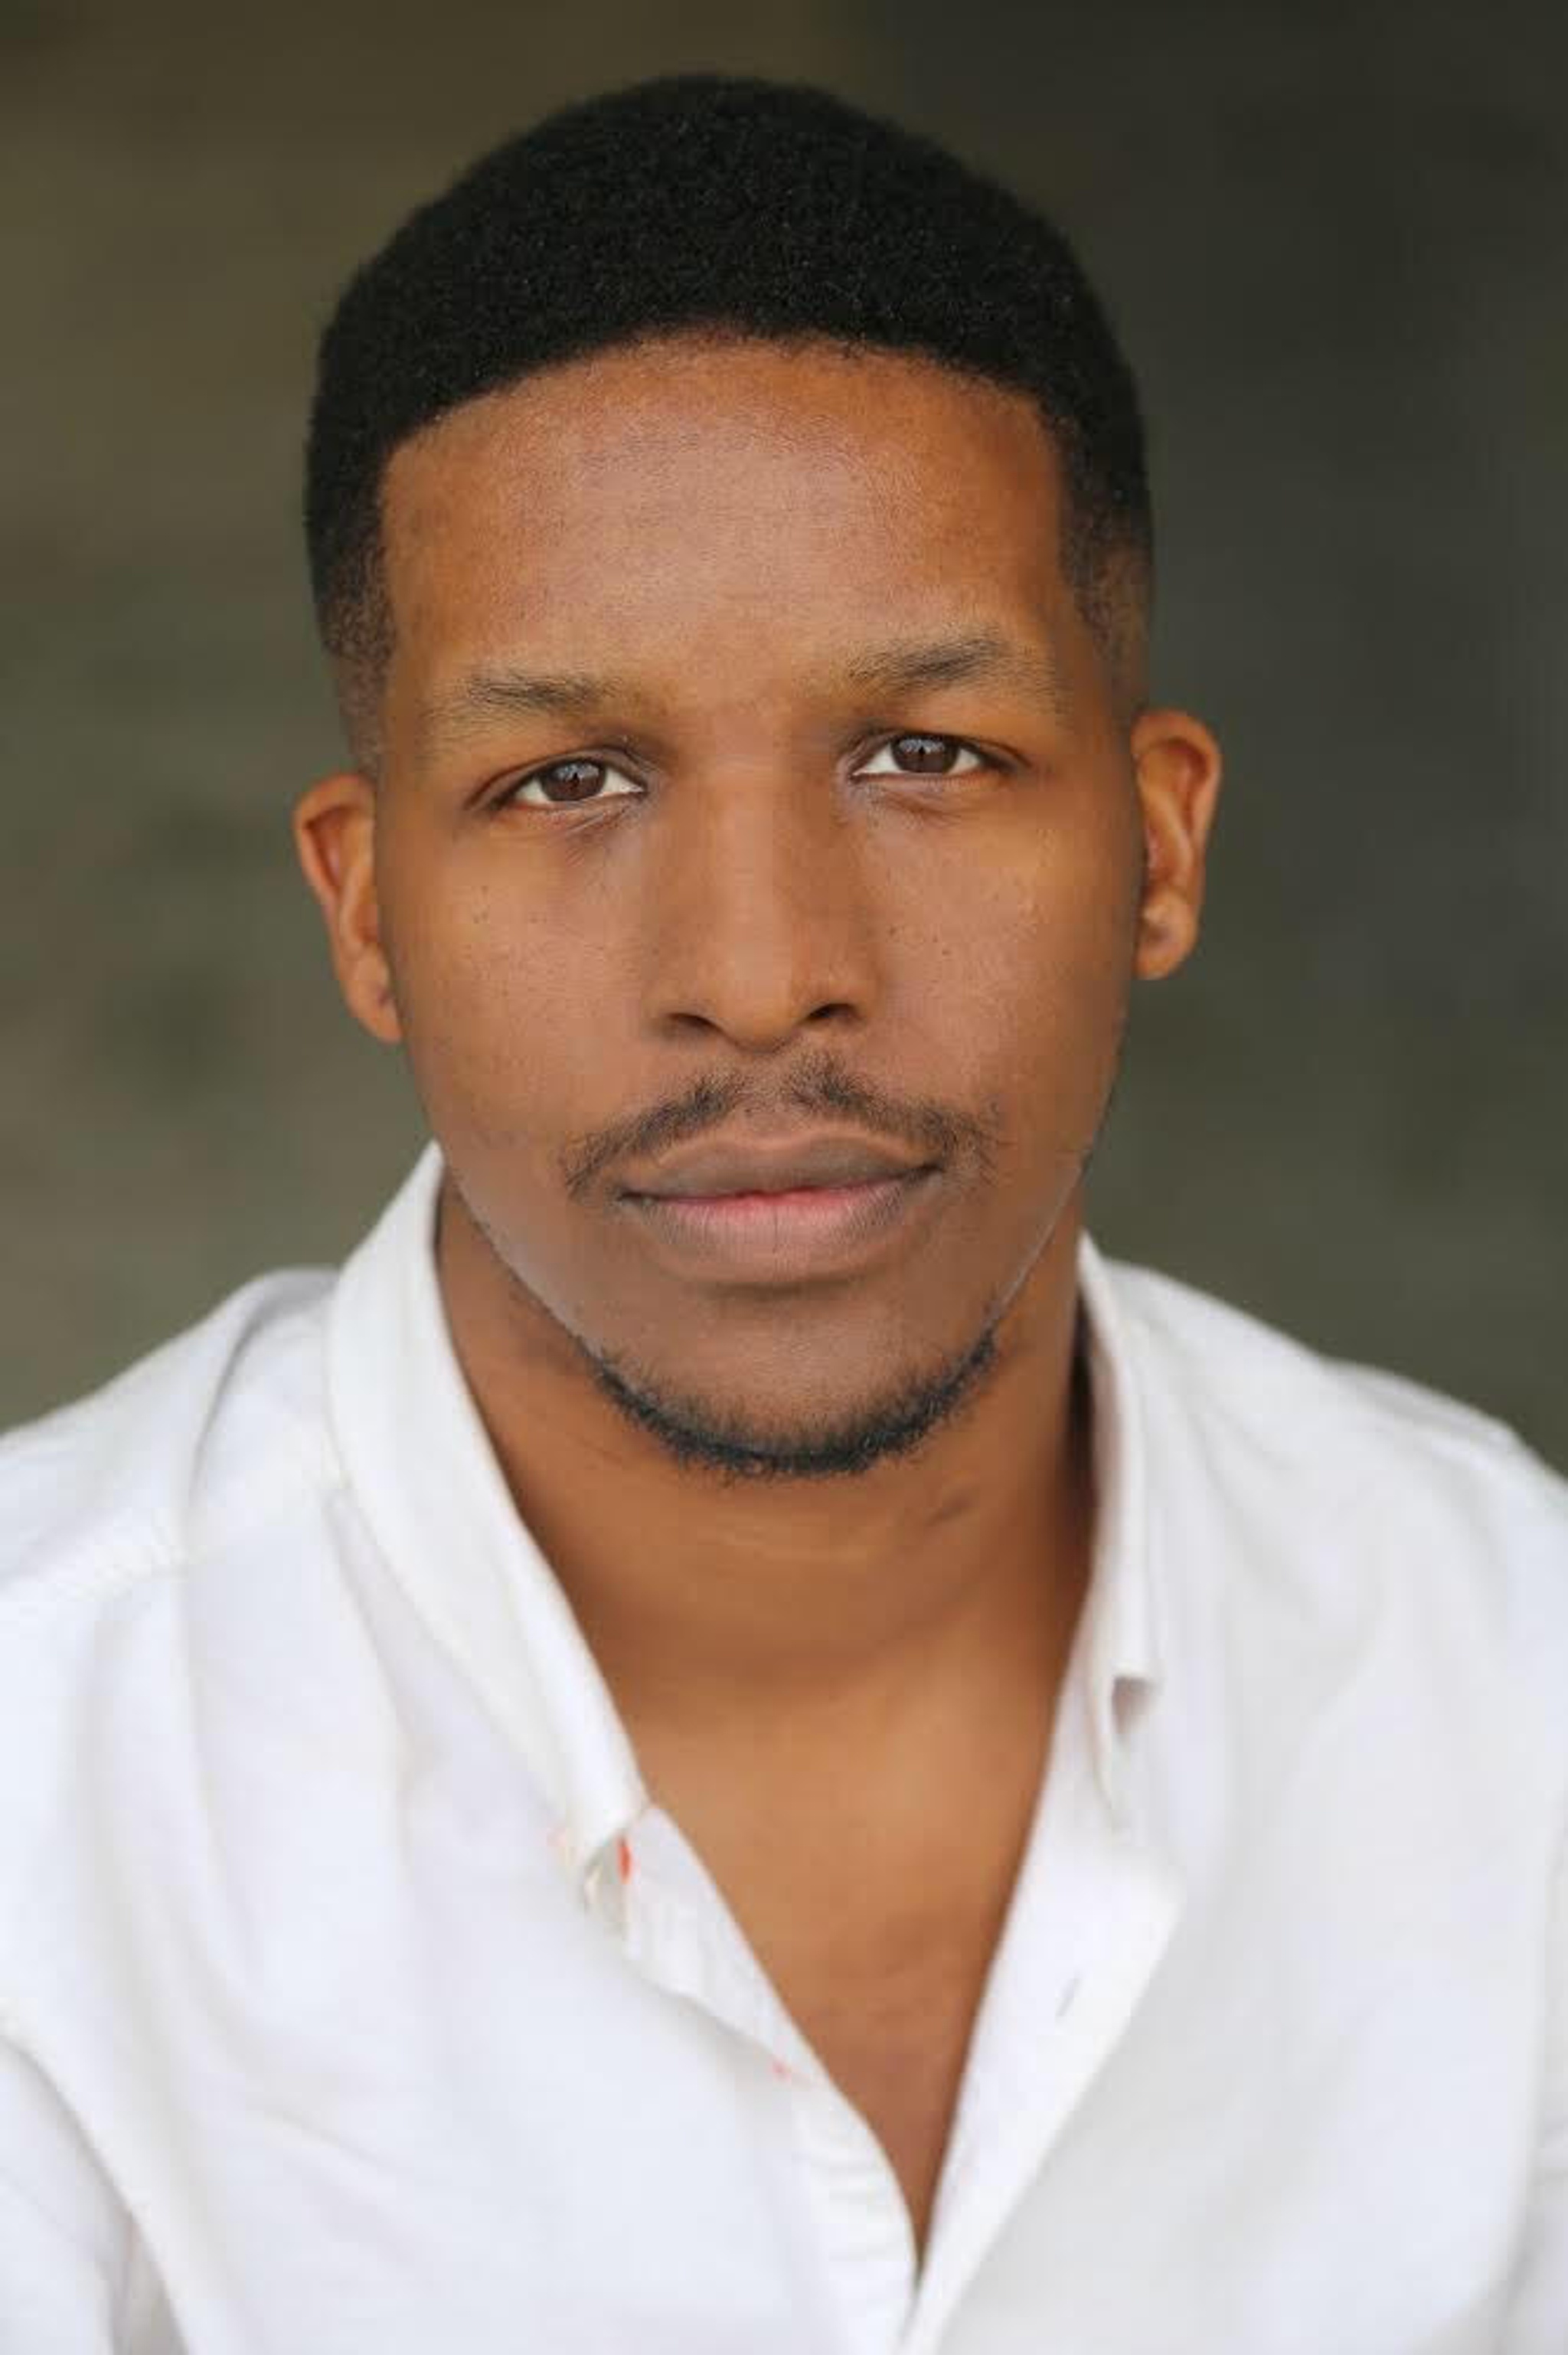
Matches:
[501,757,642,811]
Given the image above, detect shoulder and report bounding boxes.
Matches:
[0,1269,341,1918]
[1093,1245,1568,1769]
[1102,1247,1564,1513]
[0,1264,340,1624]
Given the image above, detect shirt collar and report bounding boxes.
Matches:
[1074,1231,1163,1827]
[326,1142,1161,1878]
[326,1140,645,1881]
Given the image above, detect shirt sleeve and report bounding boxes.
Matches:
[0,2030,129,2352]
[1503,1823,1568,2350]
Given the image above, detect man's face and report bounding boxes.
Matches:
[316,335,1184,1477]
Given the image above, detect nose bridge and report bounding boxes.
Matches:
[642,756,877,1038]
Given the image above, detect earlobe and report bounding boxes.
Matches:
[1129,708,1223,982]
[292,772,403,1046]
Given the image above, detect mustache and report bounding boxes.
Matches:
[561,1052,995,1202]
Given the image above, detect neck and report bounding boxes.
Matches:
[436,1182,1096,1768]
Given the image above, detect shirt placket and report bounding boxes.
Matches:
[584,1806,919,2355]
[903,1727,1184,2354]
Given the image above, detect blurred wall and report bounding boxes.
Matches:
[3,0,1564,1460]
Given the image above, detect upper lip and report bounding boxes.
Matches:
[622,1131,934,1199]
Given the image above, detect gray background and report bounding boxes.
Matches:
[4,0,1564,1460]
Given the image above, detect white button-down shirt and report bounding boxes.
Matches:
[1,1140,1564,2353]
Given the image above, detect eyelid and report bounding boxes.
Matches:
[500,751,642,810]
[852,732,988,777]
[493,728,994,813]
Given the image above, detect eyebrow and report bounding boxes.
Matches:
[841,631,1063,711]
[422,629,1064,747]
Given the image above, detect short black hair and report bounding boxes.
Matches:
[305,74,1153,739]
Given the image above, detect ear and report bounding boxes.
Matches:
[1129,708,1223,981]
[292,771,403,1045]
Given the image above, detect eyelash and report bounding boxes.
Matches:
[492,732,992,815]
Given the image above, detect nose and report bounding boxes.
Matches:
[639,767,883,1052]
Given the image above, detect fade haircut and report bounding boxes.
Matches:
[305,74,1154,752]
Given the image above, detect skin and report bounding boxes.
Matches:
[296,332,1221,2256]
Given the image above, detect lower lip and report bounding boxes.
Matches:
[622,1171,938,1278]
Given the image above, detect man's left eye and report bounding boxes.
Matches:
[857,734,985,777]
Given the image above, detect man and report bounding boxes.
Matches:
[0,71,1563,2353]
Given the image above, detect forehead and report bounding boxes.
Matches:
[380,335,1070,658]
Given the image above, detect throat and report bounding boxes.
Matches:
[629,1544,1084,2262]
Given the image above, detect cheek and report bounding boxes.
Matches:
[934,839,1138,1134]
[384,866,605,1155]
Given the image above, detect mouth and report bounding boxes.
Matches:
[619,1167,940,1281]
